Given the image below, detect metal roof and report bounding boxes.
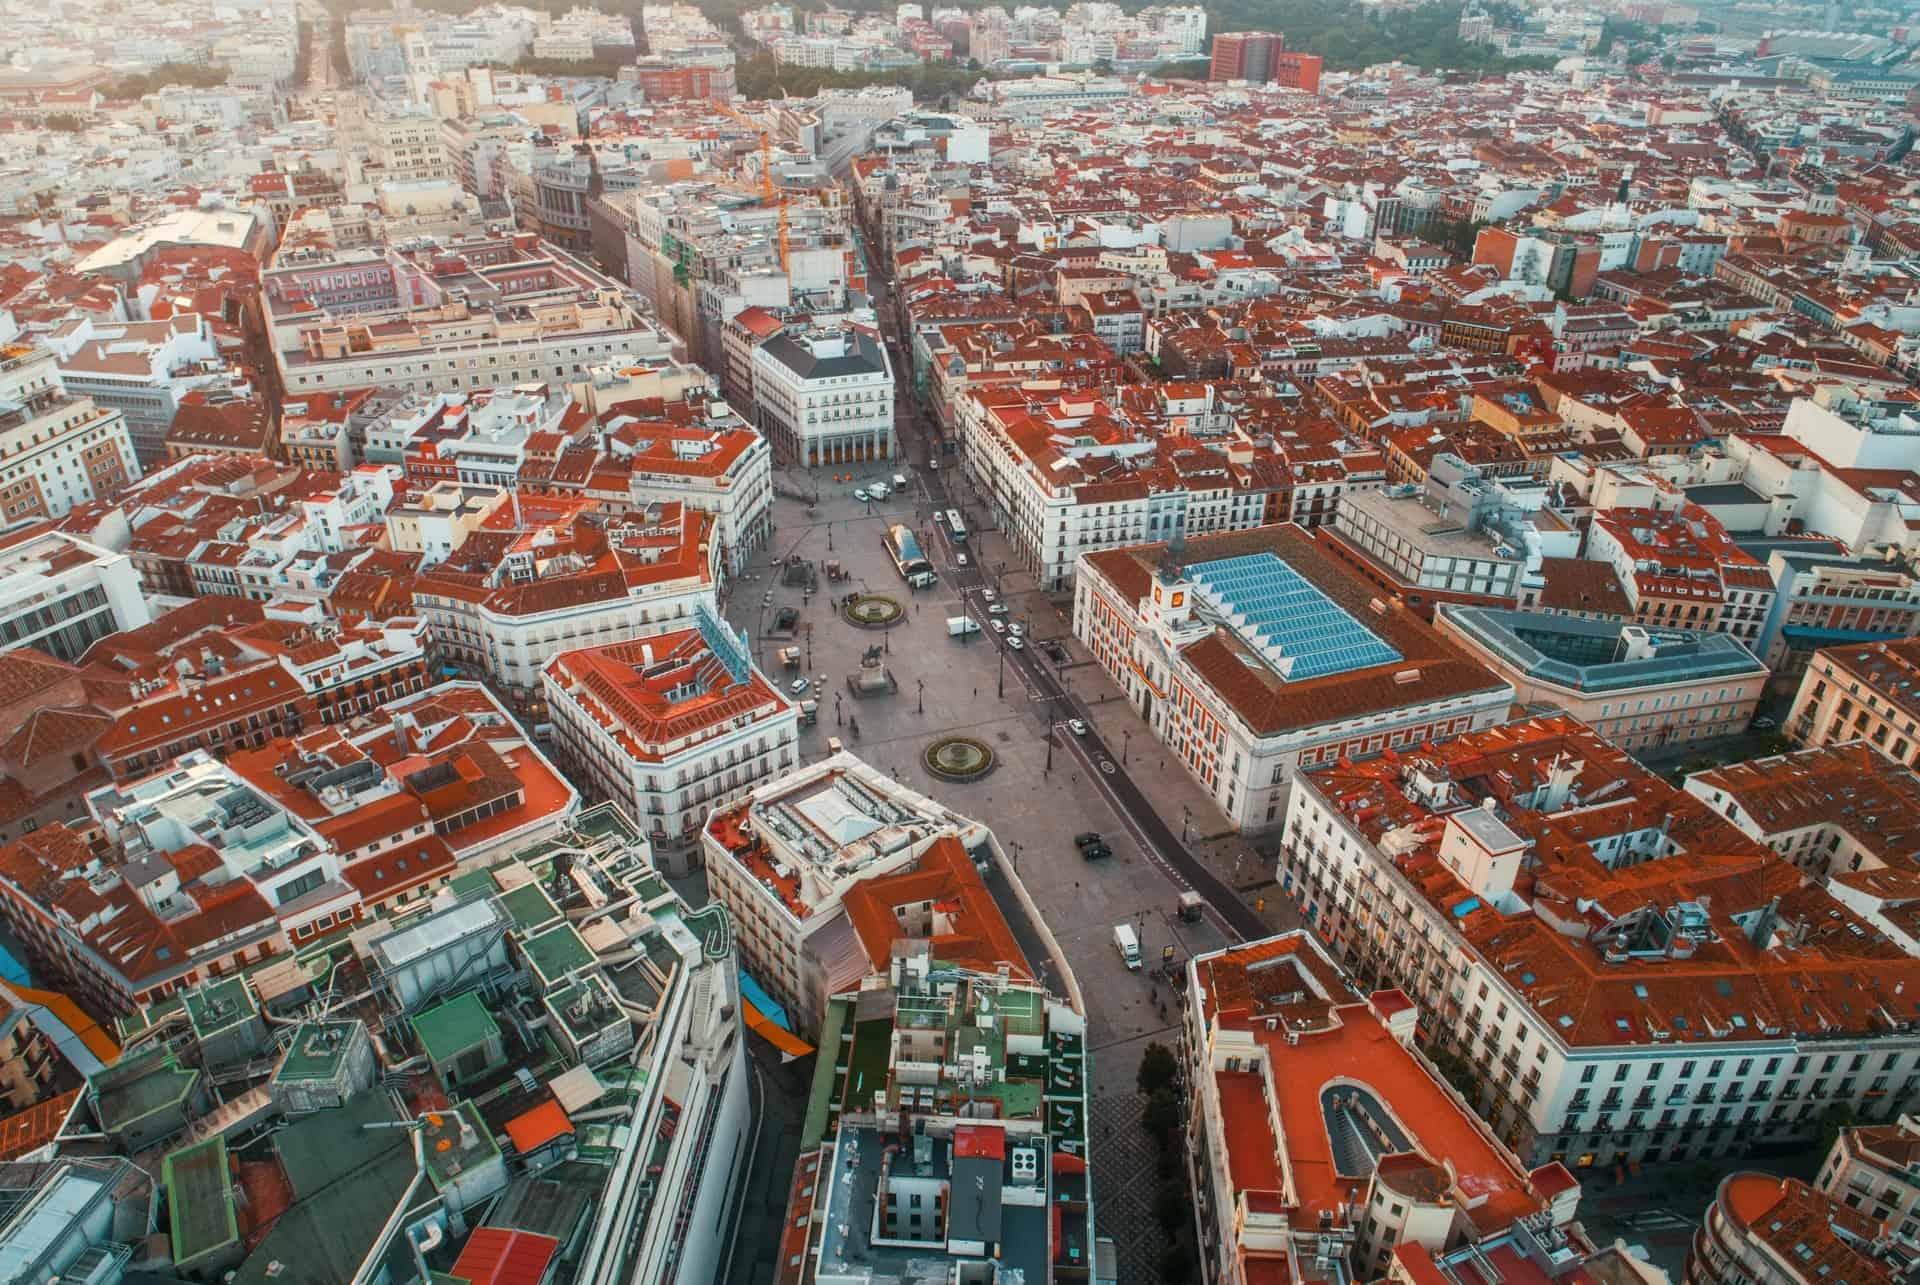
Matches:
[1188,552,1402,681]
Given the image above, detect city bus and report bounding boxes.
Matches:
[944,509,968,543]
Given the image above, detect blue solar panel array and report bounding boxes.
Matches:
[1187,553,1402,680]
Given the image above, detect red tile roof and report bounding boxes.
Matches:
[504,1101,572,1154]
[449,1228,561,1285]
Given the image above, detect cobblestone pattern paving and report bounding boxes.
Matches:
[1092,1091,1168,1285]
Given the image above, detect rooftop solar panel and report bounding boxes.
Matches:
[1187,553,1402,680]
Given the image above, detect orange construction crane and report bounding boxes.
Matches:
[717,105,791,272]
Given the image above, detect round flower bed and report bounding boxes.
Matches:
[842,594,904,627]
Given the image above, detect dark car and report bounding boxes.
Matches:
[1082,842,1112,861]
[1075,832,1103,849]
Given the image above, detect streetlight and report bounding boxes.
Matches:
[1045,721,1056,772]
[917,677,924,714]
[1122,728,1132,765]
[1181,805,1192,845]
[1010,841,1023,873]
[997,644,1006,699]
[834,692,843,726]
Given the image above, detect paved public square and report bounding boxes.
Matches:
[717,461,1306,1278]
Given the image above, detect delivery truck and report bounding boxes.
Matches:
[947,615,981,638]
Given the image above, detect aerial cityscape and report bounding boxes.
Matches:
[0,0,1913,1283]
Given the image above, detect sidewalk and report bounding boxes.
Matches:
[1019,593,1305,941]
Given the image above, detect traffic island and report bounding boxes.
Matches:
[924,735,996,781]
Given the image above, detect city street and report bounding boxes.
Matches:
[712,235,1323,1272]
[718,470,1250,1280]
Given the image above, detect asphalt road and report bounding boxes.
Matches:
[719,1038,813,1285]
[861,226,1266,947]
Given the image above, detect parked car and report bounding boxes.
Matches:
[789,677,810,695]
[1081,842,1112,861]
[990,619,1007,634]
[1075,832,1103,849]
[928,459,939,471]
[1751,715,1777,730]
[1068,719,1088,736]
[853,488,870,502]
[1009,621,1024,635]
[980,588,997,602]
[987,603,1009,615]
[1007,636,1025,650]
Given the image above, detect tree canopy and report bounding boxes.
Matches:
[105,61,231,99]
[1190,0,1555,73]
[734,53,979,102]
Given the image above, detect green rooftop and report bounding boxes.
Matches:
[90,1048,198,1135]
[184,976,254,1037]
[164,1135,238,1269]
[1047,1097,1087,1146]
[989,985,1045,1038]
[119,993,184,1043]
[574,801,640,842]
[499,882,561,933]
[412,992,500,1068]
[844,1017,893,1114]
[968,1077,1043,1119]
[448,867,498,901]
[236,1094,423,1285]
[547,977,622,1042]
[681,903,732,961]
[273,1022,360,1084]
[421,1101,500,1190]
[801,998,852,1148]
[521,922,592,986]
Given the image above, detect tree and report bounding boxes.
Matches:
[1142,1086,1181,1141]
[1595,17,1655,56]
[104,61,230,99]
[1153,1178,1192,1231]
[1818,1103,1857,1158]
[1153,58,1211,81]
[42,113,84,132]
[512,54,627,77]
[1137,1041,1179,1096]
[1159,1229,1201,1285]
[1158,0,1553,75]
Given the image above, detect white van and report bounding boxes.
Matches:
[869,482,890,500]
[1112,923,1141,970]
[892,473,909,489]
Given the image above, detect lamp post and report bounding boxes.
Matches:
[1045,722,1056,773]
[1181,805,1192,845]
[834,692,842,727]
[917,677,924,714]
[1122,728,1131,766]
[997,644,1006,700]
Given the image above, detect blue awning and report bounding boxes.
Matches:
[1781,625,1897,647]
[0,941,27,986]
[738,968,793,1032]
